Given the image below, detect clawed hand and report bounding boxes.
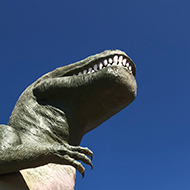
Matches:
[52,143,93,178]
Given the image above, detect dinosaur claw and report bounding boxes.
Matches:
[82,172,85,178]
[90,163,93,170]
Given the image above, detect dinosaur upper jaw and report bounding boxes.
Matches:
[66,53,136,77]
[62,50,136,78]
[47,50,136,80]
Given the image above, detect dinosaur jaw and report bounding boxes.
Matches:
[72,54,136,77]
[66,64,137,144]
[62,50,136,78]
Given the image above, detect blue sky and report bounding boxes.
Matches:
[0,1,190,189]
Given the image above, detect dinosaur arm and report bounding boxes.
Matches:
[0,143,93,177]
[0,125,93,177]
[0,144,52,174]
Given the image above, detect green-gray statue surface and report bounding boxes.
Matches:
[0,50,137,189]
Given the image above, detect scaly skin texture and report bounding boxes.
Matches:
[0,50,137,189]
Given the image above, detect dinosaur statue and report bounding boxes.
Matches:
[0,49,137,190]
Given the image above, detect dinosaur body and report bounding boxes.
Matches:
[0,50,137,189]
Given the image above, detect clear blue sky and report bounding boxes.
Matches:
[0,1,190,189]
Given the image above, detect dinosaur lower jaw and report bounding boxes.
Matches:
[72,54,136,77]
[66,65,137,137]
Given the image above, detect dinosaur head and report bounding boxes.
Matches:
[33,50,137,145]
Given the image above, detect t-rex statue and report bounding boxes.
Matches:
[0,49,137,190]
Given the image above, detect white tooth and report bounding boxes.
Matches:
[123,59,126,66]
[78,72,82,75]
[113,55,118,65]
[118,56,123,66]
[103,59,108,66]
[108,58,113,64]
[119,56,123,63]
[93,64,98,71]
[99,62,103,69]
[73,74,76,76]
[83,70,87,74]
[126,62,129,67]
[88,67,92,74]
[129,66,132,71]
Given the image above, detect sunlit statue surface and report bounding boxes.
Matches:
[0,50,137,190]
